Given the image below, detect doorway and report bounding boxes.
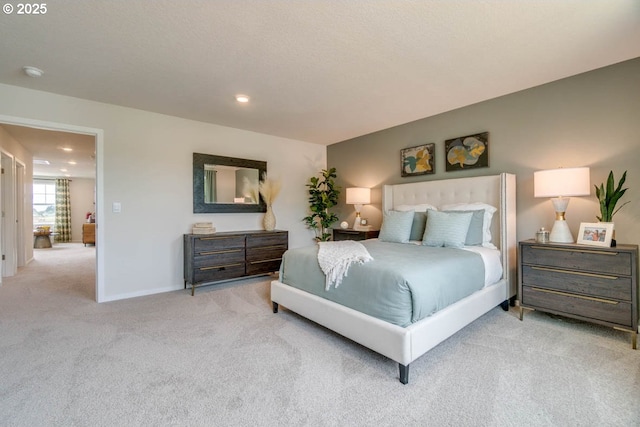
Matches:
[0,114,104,302]
[1,150,17,277]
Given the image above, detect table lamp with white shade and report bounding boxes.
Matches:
[346,187,371,230]
[534,167,590,243]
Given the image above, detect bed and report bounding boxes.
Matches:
[271,173,516,384]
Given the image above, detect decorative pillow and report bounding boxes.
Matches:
[379,210,414,243]
[394,205,436,241]
[422,210,473,248]
[440,202,497,248]
[442,209,484,246]
[408,211,429,241]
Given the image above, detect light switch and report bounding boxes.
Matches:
[112,202,121,213]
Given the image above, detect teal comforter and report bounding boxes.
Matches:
[279,240,485,327]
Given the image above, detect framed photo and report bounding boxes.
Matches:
[401,143,435,177]
[445,132,489,172]
[577,222,614,247]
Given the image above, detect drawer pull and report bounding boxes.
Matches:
[530,245,618,256]
[200,263,243,271]
[531,266,618,280]
[249,258,282,264]
[199,236,241,241]
[254,245,285,250]
[199,249,243,256]
[531,287,619,305]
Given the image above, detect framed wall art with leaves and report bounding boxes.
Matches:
[401,143,435,177]
[445,132,489,171]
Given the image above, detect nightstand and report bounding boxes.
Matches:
[332,228,379,241]
[518,239,639,348]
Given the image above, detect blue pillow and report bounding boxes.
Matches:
[409,211,429,241]
[422,210,473,248]
[379,210,414,243]
[442,209,484,246]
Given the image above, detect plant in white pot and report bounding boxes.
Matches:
[595,170,629,246]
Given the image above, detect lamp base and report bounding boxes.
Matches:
[549,219,574,243]
[352,209,364,230]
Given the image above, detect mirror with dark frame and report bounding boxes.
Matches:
[193,153,267,213]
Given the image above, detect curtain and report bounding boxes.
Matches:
[204,170,217,203]
[55,178,72,242]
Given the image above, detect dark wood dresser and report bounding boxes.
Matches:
[518,240,639,348]
[332,228,379,241]
[184,230,288,295]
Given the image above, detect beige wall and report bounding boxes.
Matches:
[0,84,326,301]
[69,178,96,243]
[328,58,640,246]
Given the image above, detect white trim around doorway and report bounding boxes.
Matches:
[0,114,105,302]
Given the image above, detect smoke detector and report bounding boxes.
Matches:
[23,66,44,78]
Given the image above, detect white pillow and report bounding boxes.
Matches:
[440,202,497,248]
[422,210,473,248]
[395,203,438,213]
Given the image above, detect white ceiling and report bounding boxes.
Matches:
[1,1,639,167]
[1,124,96,178]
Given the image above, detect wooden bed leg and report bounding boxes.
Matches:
[509,295,517,307]
[399,364,409,385]
[272,302,279,313]
[500,300,509,311]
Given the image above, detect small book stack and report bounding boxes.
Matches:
[192,222,216,235]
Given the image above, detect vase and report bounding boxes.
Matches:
[263,205,276,231]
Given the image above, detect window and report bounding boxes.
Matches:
[33,181,56,228]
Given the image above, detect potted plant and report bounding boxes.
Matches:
[303,168,340,241]
[595,170,629,247]
[595,170,629,222]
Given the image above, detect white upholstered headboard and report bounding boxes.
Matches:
[382,173,517,299]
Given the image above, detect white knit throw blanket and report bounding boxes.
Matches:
[317,240,373,290]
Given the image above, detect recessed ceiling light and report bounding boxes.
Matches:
[68,161,77,165]
[61,147,73,152]
[34,159,50,165]
[60,168,68,172]
[23,66,44,78]
[235,94,250,103]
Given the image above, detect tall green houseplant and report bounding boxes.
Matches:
[595,170,629,222]
[303,168,341,241]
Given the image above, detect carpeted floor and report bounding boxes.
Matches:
[0,243,639,426]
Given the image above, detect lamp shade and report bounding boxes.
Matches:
[346,187,371,205]
[534,167,590,198]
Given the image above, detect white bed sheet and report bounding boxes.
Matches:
[461,246,503,287]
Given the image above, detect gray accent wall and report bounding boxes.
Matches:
[328,58,640,246]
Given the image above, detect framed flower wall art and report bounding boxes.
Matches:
[401,143,435,177]
[445,132,489,171]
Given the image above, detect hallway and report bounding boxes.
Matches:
[2,243,96,302]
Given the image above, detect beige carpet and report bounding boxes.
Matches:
[1,243,639,426]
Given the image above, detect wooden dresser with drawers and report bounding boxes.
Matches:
[519,240,638,348]
[184,230,288,295]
